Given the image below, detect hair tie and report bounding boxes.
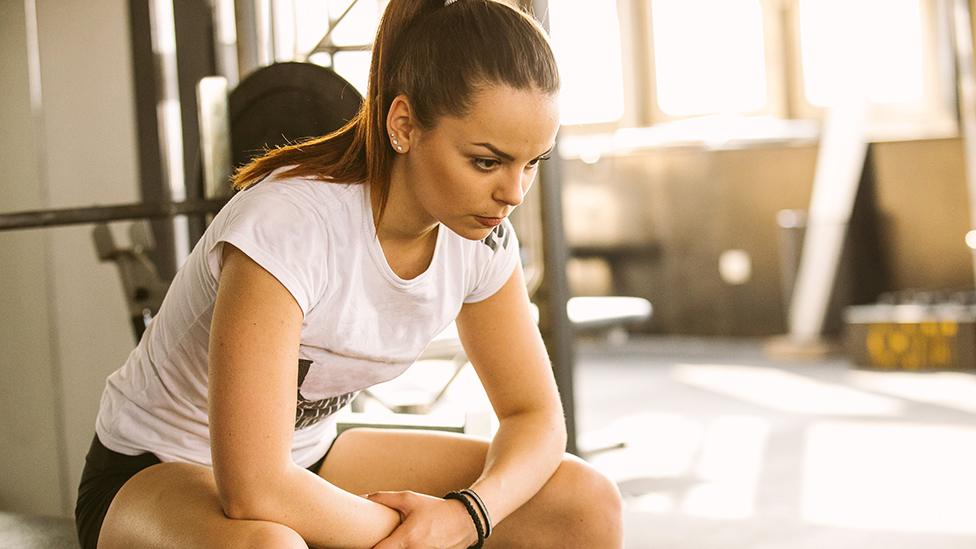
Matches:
[444,491,485,548]
[444,0,459,5]
[460,488,493,539]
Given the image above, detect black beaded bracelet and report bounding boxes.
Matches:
[444,491,485,549]
[460,488,492,539]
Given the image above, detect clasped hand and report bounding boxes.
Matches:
[366,490,479,549]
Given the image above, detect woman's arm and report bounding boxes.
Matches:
[454,263,569,530]
[208,243,400,548]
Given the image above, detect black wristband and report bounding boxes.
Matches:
[444,491,485,549]
[460,488,492,539]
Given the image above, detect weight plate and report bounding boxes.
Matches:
[229,62,363,169]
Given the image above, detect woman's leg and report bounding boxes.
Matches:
[317,428,624,549]
[96,462,308,549]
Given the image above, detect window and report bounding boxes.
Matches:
[649,0,770,117]
[790,0,954,138]
[798,0,924,107]
[277,0,955,142]
[286,0,383,95]
[547,0,627,126]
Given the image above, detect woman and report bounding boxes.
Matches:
[75,0,623,547]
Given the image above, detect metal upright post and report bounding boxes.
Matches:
[532,0,578,455]
[235,0,274,81]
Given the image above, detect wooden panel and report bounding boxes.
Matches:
[872,139,972,291]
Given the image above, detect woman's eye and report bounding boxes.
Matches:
[527,155,552,168]
[473,158,500,171]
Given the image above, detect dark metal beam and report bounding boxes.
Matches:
[128,0,178,278]
[532,0,578,455]
[174,0,219,247]
[0,199,229,232]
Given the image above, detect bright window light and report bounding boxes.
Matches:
[798,0,925,107]
[292,0,381,55]
[325,0,381,47]
[548,0,626,125]
[651,0,768,116]
[333,51,371,96]
[292,0,331,55]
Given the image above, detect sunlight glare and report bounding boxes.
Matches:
[848,370,976,415]
[672,364,904,416]
[651,0,768,116]
[548,0,626,124]
[798,0,924,106]
[682,416,767,520]
[803,421,976,534]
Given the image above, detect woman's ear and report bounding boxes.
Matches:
[387,95,415,154]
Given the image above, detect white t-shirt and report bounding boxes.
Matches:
[95,170,520,467]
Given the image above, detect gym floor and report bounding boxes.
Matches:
[572,336,976,549]
[5,335,975,548]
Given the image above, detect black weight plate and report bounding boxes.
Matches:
[229,62,363,169]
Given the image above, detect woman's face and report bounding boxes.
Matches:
[395,84,560,241]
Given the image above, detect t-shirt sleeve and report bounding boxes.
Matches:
[205,183,328,316]
[464,218,521,304]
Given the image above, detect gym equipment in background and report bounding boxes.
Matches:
[845,290,976,371]
[767,99,870,357]
[93,222,169,341]
[228,62,363,176]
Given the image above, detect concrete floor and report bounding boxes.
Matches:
[13,335,968,548]
[573,336,976,549]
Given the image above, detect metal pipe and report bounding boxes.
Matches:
[532,0,577,455]
[0,199,230,232]
[307,0,362,59]
[212,0,240,87]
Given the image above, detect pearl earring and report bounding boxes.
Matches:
[391,133,403,152]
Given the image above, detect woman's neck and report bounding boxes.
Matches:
[371,166,438,245]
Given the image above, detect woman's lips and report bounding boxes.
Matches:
[475,216,504,228]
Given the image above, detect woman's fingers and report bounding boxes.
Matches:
[366,490,414,513]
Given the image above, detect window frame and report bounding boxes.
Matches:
[552,0,639,136]
[279,0,960,144]
[784,0,957,141]
[641,0,789,124]
[562,0,958,145]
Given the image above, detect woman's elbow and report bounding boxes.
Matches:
[215,472,281,520]
[219,486,265,520]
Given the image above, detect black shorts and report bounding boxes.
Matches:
[74,434,332,549]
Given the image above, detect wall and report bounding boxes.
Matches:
[562,138,972,336]
[0,0,63,518]
[0,0,139,517]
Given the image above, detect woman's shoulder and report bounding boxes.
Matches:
[231,170,363,225]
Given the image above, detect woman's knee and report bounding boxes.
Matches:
[546,455,623,543]
[558,455,621,512]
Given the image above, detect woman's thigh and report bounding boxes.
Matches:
[97,462,307,549]
[317,427,623,549]
[316,428,489,497]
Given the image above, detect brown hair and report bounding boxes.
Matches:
[230,0,560,222]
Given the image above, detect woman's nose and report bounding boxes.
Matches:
[494,170,526,207]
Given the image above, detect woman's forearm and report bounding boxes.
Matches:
[227,464,401,549]
[468,407,568,530]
